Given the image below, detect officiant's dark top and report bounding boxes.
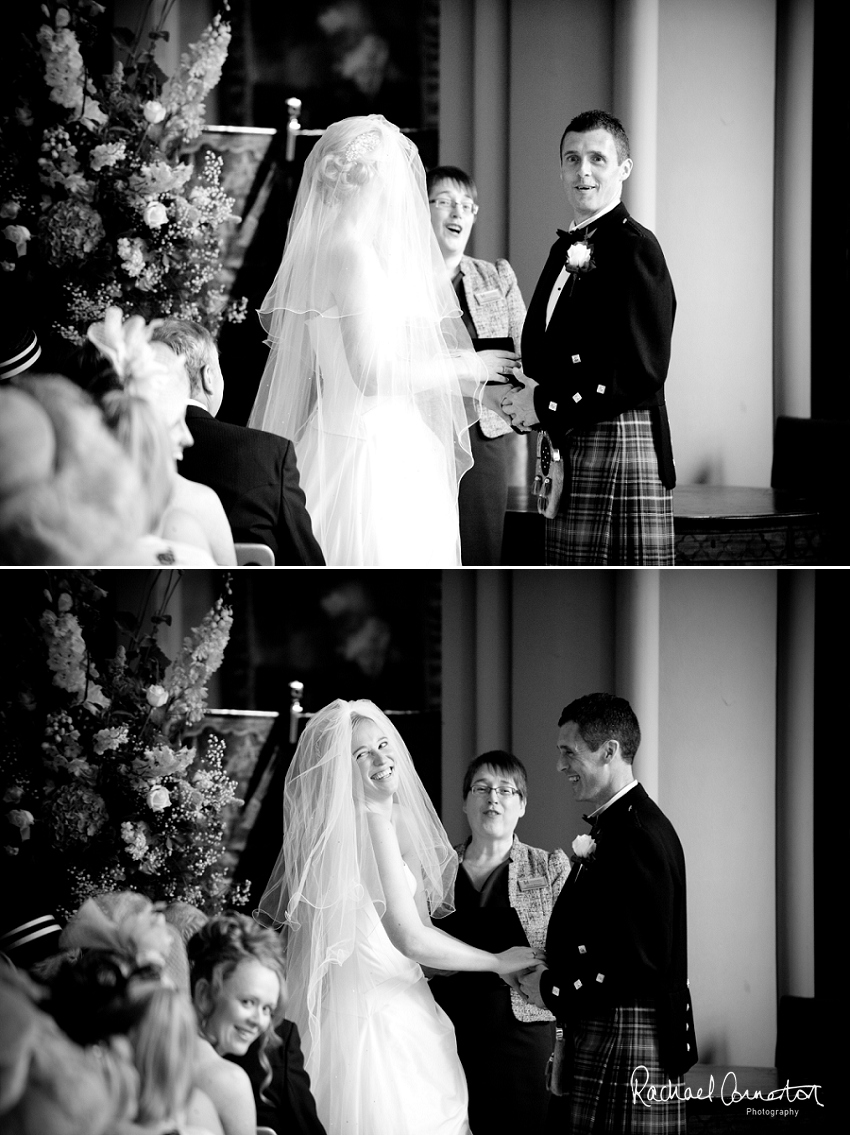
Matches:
[430,843,560,1135]
[179,404,324,565]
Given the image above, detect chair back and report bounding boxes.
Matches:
[234,542,275,566]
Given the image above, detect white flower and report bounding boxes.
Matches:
[143,100,166,124]
[571,833,596,858]
[566,242,593,270]
[146,684,169,708]
[55,7,71,28]
[3,786,24,804]
[117,237,147,278]
[7,809,35,839]
[3,225,32,256]
[93,725,129,754]
[1,261,14,272]
[143,200,168,229]
[0,201,20,220]
[147,785,171,812]
[90,141,126,170]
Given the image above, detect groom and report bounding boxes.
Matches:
[501,110,676,565]
[518,693,696,1133]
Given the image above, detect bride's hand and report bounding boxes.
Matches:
[493,945,538,975]
[476,349,520,383]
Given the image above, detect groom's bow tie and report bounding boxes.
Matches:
[558,228,591,245]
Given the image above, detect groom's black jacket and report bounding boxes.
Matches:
[540,783,697,1075]
[180,405,324,565]
[521,202,676,488]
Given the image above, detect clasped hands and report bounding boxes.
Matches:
[477,350,540,433]
[501,955,548,1010]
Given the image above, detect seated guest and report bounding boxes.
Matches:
[427,165,527,565]
[45,893,223,1135]
[149,319,324,565]
[101,388,216,566]
[86,307,237,566]
[0,375,145,565]
[187,913,288,1135]
[0,965,139,1135]
[228,1018,328,1135]
[429,751,570,1135]
[174,906,325,1135]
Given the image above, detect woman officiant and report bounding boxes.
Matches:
[426,165,527,564]
[429,751,570,1134]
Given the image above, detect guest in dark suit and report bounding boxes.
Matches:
[426,166,527,565]
[502,110,676,565]
[519,693,696,1134]
[150,319,324,565]
[228,1018,327,1135]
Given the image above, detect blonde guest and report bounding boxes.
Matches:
[0,374,146,565]
[187,914,288,1135]
[87,308,236,566]
[101,390,216,566]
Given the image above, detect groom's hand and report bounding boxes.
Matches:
[500,371,540,432]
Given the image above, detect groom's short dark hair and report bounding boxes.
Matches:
[560,110,631,164]
[559,692,641,763]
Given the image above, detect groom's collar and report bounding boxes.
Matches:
[558,200,628,240]
[586,778,640,823]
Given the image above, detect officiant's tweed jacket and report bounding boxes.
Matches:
[458,255,526,439]
[456,835,570,1023]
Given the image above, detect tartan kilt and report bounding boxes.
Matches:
[556,1003,686,1135]
[544,409,674,565]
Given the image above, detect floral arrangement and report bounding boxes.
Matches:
[0,0,247,346]
[0,571,248,920]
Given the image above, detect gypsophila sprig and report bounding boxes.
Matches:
[0,1,244,342]
[0,571,241,920]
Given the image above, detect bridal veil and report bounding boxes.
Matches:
[247,115,482,563]
[254,699,458,1076]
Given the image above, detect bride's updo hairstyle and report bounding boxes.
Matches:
[315,127,382,204]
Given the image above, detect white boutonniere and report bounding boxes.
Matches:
[571,833,596,860]
[569,832,596,879]
[564,228,596,293]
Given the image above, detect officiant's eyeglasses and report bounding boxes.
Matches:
[429,196,479,216]
[469,783,521,797]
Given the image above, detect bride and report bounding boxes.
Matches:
[255,699,537,1135]
[247,115,513,566]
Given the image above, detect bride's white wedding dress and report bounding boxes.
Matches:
[296,312,461,567]
[312,863,470,1135]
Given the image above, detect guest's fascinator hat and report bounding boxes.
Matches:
[0,326,41,380]
[59,890,190,993]
[86,306,169,395]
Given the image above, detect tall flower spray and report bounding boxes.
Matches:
[0,1,247,345]
[0,571,246,919]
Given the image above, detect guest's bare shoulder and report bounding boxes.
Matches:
[193,1039,256,1135]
